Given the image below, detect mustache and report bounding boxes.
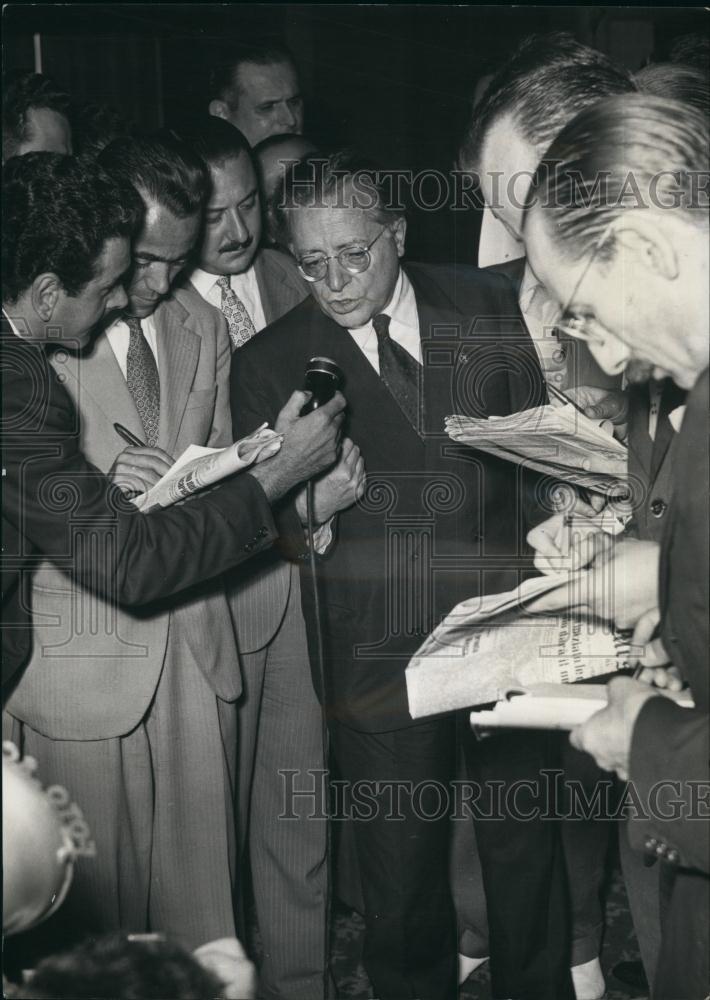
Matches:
[219,235,254,254]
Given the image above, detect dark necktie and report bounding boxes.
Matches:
[217,275,257,350]
[373,312,422,433]
[125,316,160,446]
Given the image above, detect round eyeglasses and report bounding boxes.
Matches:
[296,226,389,282]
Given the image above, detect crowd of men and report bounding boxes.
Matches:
[1,27,708,1000]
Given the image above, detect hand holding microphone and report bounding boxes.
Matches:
[250,359,346,501]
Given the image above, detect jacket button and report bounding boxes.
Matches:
[656,843,667,857]
[244,542,254,552]
[259,526,268,537]
[645,837,658,852]
[650,498,667,518]
[666,848,679,864]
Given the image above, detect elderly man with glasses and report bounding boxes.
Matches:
[230,149,580,1000]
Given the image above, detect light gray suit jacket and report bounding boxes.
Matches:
[192,247,308,653]
[7,287,242,739]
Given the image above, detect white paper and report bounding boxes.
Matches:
[469,683,694,731]
[406,575,632,719]
[132,423,282,512]
[446,401,628,494]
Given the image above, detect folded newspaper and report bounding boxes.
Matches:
[468,683,694,731]
[406,574,633,720]
[446,400,628,493]
[132,423,282,512]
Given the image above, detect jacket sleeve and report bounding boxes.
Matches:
[207,309,235,449]
[627,695,710,874]
[229,336,308,560]
[1,347,281,606]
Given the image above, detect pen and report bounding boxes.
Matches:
[114,422,145,448]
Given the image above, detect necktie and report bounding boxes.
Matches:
[217,275,257,350]
[125,316,160,446]
[373,312,422,432]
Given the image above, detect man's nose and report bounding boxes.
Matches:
[227,207,249,244]
[276,101,297,131]
[109,285,128,313]
[145,263,171,296]
[325,257,350,292]
[591,336,631,377]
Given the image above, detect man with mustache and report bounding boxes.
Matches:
[186,118,333,1000]
[5,132,300,950]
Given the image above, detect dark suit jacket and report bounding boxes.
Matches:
[626,379,686,543]
[628,369,709,999]
[254,247,308,325]
[1,323,279,691]
[231,262,546,732]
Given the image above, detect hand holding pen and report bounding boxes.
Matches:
[111,423,174,497]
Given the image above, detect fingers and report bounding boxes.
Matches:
[117,447,173,477]
[275,390,312,430]
[525,576,591,614]
[320,390,346,416]
[570,386,629,423]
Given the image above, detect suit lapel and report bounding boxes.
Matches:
[650,380,686,480]
[60,330,146,443]
[154,298,200,456]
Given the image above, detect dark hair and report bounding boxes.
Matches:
[17,934,224,999]
[524,95,710,260]
[459,32,636,171]
[2,152,143,303]
[2,70,71,161]
[252,132,318,158]
[275,149,404,244]
[669,33,710,73]
[98,131,208,218]
[207,41,297,107]
[635,63,709,118]
[184,116,252,171]
[72,101,134,160]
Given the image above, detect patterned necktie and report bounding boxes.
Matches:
[217,275,257,350]
[373,312,422,433]
[125,316,160,446]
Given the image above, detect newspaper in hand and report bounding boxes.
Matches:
[405,574,632,720]
[468,683,694,731]
[132,423,282,512]
[446,399,628,494]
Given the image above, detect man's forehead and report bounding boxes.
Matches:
[290,204,379,244]
[235,60,297,97]
[479,114,539,186]
[209,154,256,202]
[97,237,131,282]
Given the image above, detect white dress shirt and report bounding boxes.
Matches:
[348,269,420,370]
[189,265,267,333]
[106,313,160,377]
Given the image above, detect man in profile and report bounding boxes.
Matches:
[1,151,345,951]
[2,70,72,160]
[207,41,304,146]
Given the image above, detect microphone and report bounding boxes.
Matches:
[300,357,343,415]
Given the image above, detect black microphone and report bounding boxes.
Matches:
[300,357,343,415]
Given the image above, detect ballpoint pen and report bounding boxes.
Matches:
[114,422,146,448]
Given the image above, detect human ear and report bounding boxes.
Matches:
[209,100,231,122]
[31,273,61,322]
[608,214,678,281]
[392,216,407,257]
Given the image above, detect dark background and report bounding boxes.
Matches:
[3,4,707,262]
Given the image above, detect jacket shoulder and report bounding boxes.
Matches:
[406,261,520,313]
[169,285,226,335]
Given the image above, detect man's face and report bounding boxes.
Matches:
[126,196,200,318]
[476,113,539,246]
[199,154,262,275]
[224,61,303,146]
[525,206,709,390]
[54,237,131,347]
[288,191,406,329]
[20,107,72,156]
